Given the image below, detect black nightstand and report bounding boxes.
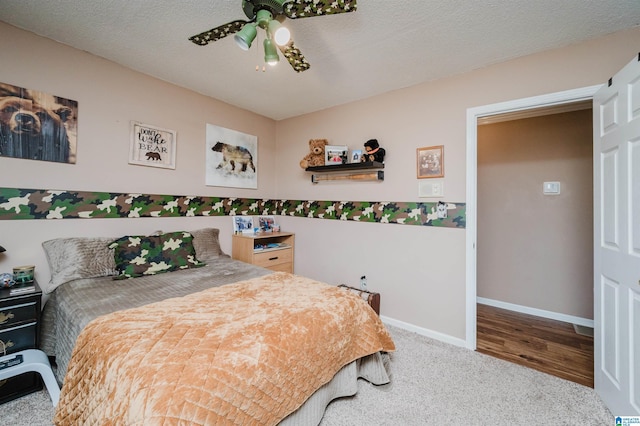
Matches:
[0,280,43,404]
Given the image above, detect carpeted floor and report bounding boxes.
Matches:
[3,325,613,425]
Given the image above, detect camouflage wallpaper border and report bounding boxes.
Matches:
[0,187,465,228]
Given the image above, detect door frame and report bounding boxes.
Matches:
[465,84,602,349]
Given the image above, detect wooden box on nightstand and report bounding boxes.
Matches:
[232,232,295,273]
[0,280,43,404]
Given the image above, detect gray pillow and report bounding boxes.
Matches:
[190,228,227,262]
[41,228,226,293]
[41,237,117,293]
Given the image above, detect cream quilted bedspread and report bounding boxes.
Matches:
[54,272,395,425]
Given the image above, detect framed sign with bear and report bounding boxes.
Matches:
[129,121,177,169]
[417,145,444,179]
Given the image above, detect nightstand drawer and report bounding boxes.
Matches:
[266,262,293,273]
[0,301,38,328]
[253,249,293,268]
[0,322,37,353]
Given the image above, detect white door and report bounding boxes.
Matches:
[593,54,640,415]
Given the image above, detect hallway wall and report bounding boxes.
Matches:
[477,109,594,319]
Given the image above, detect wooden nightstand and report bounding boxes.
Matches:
[0,280,43,404]
[232,232,295,273]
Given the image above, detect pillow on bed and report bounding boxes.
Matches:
[42,237,118,294]
[190,227,227,261]
[109,231,205,279]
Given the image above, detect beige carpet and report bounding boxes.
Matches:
[3,325,613,425]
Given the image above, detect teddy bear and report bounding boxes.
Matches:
[299,138,328,169]
[361,139,385,163]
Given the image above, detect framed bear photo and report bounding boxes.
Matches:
[0,81,78,164]
[129,121,177,169]
[205,124,258,189]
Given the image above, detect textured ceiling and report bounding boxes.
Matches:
[0,0,639,120]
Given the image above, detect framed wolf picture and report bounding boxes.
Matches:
[0,82,78,164]
[206,124,258,189]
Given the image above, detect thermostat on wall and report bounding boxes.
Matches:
[543,181,561,195]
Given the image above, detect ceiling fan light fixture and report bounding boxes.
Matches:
[234,23,257,50]
[268,19,290,46]
[189,0,358,73]
[263,38,279,65]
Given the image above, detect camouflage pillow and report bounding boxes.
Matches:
[109,231,205,279]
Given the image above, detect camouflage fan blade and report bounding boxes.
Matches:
[278,41,311,73]
[189,20,249,46]
[284,0,357,19]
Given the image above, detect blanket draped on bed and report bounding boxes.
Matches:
[54,272,395,425]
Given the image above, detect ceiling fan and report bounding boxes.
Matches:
[189,0,357,72]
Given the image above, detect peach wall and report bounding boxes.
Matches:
[1,19,639,343]
[477,110,594,318]
[0,24,276,196]
[0,22,276,287]
[275,27,640,340]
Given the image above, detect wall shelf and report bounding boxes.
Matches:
[306,161,385,183]
[305,161,384,172]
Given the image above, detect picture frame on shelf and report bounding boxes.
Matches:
[258,215,275,232]
[417,145,444,179]
[232,216,254,233]
[350,149,363,163]
[325,145,348,165]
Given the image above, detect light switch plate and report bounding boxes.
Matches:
[543,181,561,195]
[418,181,444,198]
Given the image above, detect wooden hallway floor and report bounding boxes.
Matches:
[476,303,594,387]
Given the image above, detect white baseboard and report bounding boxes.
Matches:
[380,315,468,348]
[477,297,594,328]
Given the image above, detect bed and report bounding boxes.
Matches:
[39,228,395,425]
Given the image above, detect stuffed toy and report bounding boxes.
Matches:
[0,273,15,288]
[299,139,328,169]
[361,139,385,163]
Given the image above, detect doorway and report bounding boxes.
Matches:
[464,85,602,351]
[473,104,594,384]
